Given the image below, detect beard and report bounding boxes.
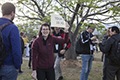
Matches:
[11,15,15,21]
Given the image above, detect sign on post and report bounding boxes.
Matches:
[51,14,65,28]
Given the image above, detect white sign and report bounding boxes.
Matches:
[51,14,65,28]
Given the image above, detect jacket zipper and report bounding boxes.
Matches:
[46,45,49,68]
[89,33,92,55]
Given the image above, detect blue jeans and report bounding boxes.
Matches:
[0,65,18,80]
[80,55,93,80]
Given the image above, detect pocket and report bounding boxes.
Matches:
[4,65,18,78]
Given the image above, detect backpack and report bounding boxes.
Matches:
[0,23,12,68]
[75,36,83,54]
[107,37,120,65]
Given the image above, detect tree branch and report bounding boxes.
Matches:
[69,4,80,31]
[86,17,120,24]
[56,0,78,14]
[45,0,53,12]
[80,3,83,17]
[42,0,45,10]
[98,0,120,8]
[18,1,39,14]
[86,10,109,17]
[73,19,85,41]
[16,14,43,21]
[31,0,45,17]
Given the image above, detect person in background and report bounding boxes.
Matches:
[19,32,24,73]
[101,28,111,80]
[98,26,120,80]
[0,2,21,80]
[80,24,96,80]
[52,27,71,80]
[31,22,70,80]
[101,28,110,62]
[28,36,36,69]
[23,35,29,57]
[23,35,29,46]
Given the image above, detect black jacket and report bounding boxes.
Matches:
[52,30,71,57]
[99,34,120,65]
[20,37,24,55]
[101,35,109,46]
[80,30,94,55]
[29,41,33,54]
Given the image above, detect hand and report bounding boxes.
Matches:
[57,36,62,38]
[91,36,96,40]
[60,49,66,54]
[96,41,101,44]
[16,69,19,72]
[64,22,70,32]
[31,70,37,80]
[96,41,100,44]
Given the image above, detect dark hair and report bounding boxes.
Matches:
[87,23,95,29]
[111,26,119,34]
[33,36,36,39]
[20,32,24,36]
[38,22,51,36]
[1,2,15,16]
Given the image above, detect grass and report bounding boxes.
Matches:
[17,52,103,80]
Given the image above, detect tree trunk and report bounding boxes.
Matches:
[65,20,84,60]
[65,31,77,60]
[66,41,76,60]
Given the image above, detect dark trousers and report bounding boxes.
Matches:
[102,56,109,80]
[28,51,31,68]
[105,64,120,80]
[101,53,104,62]
[36,67,55,80]
[19,53,23,72]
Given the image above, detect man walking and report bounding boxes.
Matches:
[80,24,96,80]
[53,27,71,80]
[0,2,21,80]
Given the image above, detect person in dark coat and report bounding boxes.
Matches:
[101,28,111,80]
[98,26,120,80]
[19,32,24,73]
[28,36,36,69]
[80,25,96,80]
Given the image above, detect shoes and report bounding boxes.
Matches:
[19,71,24,74]
[101,59,103,62]
[29,67,31,69]
[58,76,63,80]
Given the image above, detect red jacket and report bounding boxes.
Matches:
[52,30,71,57]
[31,33,68,70]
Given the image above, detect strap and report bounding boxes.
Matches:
[6,47,12,54]
[0,22,13,54]
[0,23,12,31]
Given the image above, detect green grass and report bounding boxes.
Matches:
[17,52,103,80]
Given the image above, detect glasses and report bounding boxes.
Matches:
[56,29,60,30]
[42,29,49,31]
